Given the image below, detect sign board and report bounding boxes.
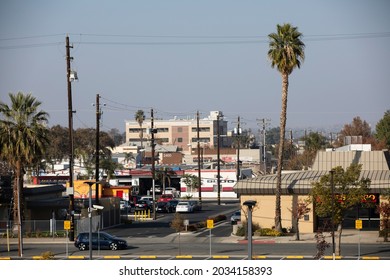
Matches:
[64,220,71,230]
[207,219,214,229]
[183,219,189,226]
[355,219,362,230]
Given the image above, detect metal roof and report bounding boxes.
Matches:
[233,170,390,195]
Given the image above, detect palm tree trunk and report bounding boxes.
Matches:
[13,160,24,257]
[275,72,289,232]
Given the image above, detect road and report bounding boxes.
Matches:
[1,200,389,259]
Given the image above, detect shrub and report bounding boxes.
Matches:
[255,228,282,237]
[41,251,54,259]
[234,222,261,237]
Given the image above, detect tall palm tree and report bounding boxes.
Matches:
[135,110,145,148]
[0,92,49,256]
[268,23,305,232]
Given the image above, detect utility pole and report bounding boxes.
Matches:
[217,113,221,205]
[66,35,75,241]
[233,116,243,183]
[151,108,156,220]
[197,111,202,203]
[95,94,101,205]
[257,118,270,174]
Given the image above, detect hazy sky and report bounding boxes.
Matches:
[1,0,389,134]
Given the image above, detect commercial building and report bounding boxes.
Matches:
[234,145,390,233]
[125,111,230,151]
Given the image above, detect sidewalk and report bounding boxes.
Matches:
[1,229,385,245]
[219,229,385,244]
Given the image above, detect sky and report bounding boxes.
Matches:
[0,0,389,136]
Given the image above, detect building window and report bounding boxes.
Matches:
[178,138,183,143]
[191,137,210,142]
[178,127,183,133]
[192,127,210,132]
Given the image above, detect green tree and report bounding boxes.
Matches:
[73,128,115,178]
[310,163,371,256]
[303,132,327,152]
[375,110,390,150]
[108,128,125,146]
[45,125,69,172]
[181,174,201,193]
[135,110,145,148]
[268,23,305,232]
[0,92,49,256]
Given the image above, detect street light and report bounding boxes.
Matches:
[84,181,96,260]
[243,200,257,260]
[329,170,336,260]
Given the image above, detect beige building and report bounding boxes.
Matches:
[125,111,230,151]
[234,145,390,233]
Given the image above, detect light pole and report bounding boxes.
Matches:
[330,170,336,260]
[84,181,96,260]
[216,113,222,205]
[244,200,257,260]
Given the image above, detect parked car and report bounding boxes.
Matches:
[230,210,241,225]
[157,194,174,202]
[129,195,141,208]
[139,196,154,203]
[120,200,130,211]
[74,232,127,251]
[156,201,169,213]
[175,201,194,213]
[135,200,152,211]
[189,200,202,211]
[166,199,179,212]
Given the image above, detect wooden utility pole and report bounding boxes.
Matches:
[257,118,270,174]
[235,116,241,183]
[95,94,101,204]
[151,108,156,220]
[217,113,221,205]
[197,111,202,203]
[66,35,75,241]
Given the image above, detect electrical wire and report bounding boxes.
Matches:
[1,31,389,49]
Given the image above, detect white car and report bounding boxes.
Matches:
[120,200,130,210]
[175,201,193,213]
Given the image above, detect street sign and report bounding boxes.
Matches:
[355,219,362,230]
[207,219,214,229]
[64,220,71,230]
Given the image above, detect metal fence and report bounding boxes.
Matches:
[0,207,123,237]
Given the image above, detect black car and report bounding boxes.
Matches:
[74,232,127,251]
[156,201,169,212]
[135,200,152,212]
[166,199,179,212]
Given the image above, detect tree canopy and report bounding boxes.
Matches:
[375,110,390,149]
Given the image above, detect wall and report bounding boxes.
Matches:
[239,194,314,233]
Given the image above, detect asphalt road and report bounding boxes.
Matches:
[1,200,389,259]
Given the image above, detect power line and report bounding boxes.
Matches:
[1,31,389,49]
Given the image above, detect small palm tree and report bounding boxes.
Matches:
[268,23,305,232]
[134,110,145,148]
[0,92,49,256]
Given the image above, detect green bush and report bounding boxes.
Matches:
[234,221,261,237]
